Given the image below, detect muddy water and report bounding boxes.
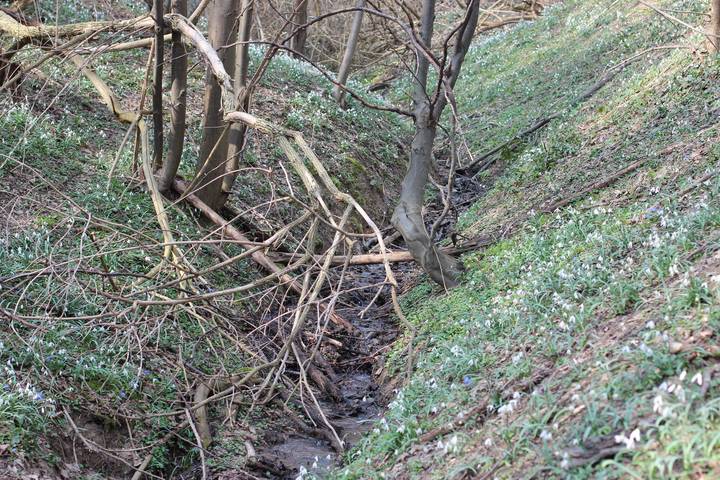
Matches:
[253,265,399,479]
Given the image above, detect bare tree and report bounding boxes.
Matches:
[391,0,479,288]
[195,0,238,209]
[289,0,308,57]
[711,0,720,52]
[333,0,366,106]
[158,0,188,193]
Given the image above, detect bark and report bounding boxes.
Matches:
[152,0,164,170]
[391,0,479,288]
[222,0,254,199]
[0,10,155,40]
[195,0,238,210]
[711,0,720,53]
[158,0,188,193]
[332,0,366,106]
[289,0,308,57]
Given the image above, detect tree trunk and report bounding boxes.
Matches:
[222,0,253,200]
[152,0,164,170]
[391,0,479,288]
[392,112,463,288]
[158,0,188,193]
[289,0,308,57]
[333,0,366,106]
[195,0,238,210]
[710,0,720,53]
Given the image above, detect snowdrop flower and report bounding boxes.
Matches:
[498,398,519,416]
[484,438,493,447]
[560,452,570,469]
[673,385,686,402]
[678,370,687,382]
[645,320,656,329]
[615,429,640,449]
[692,372,703,386]
[540,430,553,441]
[653,395,664,414]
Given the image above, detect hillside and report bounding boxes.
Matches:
[339,0,720,478]
[2,0,720,479]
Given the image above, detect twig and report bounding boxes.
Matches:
[185,409,208,480]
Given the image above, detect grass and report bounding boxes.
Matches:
[337,0,720,478]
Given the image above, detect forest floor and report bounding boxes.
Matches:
[2,0,720,479]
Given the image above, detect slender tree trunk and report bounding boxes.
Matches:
[289,0,308,57]
[333,0,366,106]
[710,0,720,53]
[152,0,164,170]
[391,0,479,288]
[195,0,237,210]
[222,0,253,200]
[158,0,187,193]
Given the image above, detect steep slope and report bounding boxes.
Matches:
[340,1,720,478]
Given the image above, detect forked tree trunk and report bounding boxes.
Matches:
[391,0,479,288]
[158,0,188,193]
[710,0,720,53]
[195,0,238,210]
[289,0,308,57]
[222,0,254,200]
[333,0,366,106]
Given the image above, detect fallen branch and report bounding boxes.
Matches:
[541,158,648,212]
[268,237,493,266]
[0,10,154,40]
[173,178,355,332]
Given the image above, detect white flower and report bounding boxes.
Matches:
[674,385,686,402]
[484,438,493,447]
[540,430,553,441]
[653,395,664,414]
[679,370,687,382]
[692,372,703,386]
[615,429,641,449]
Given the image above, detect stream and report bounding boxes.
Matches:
[247,264,402,479]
